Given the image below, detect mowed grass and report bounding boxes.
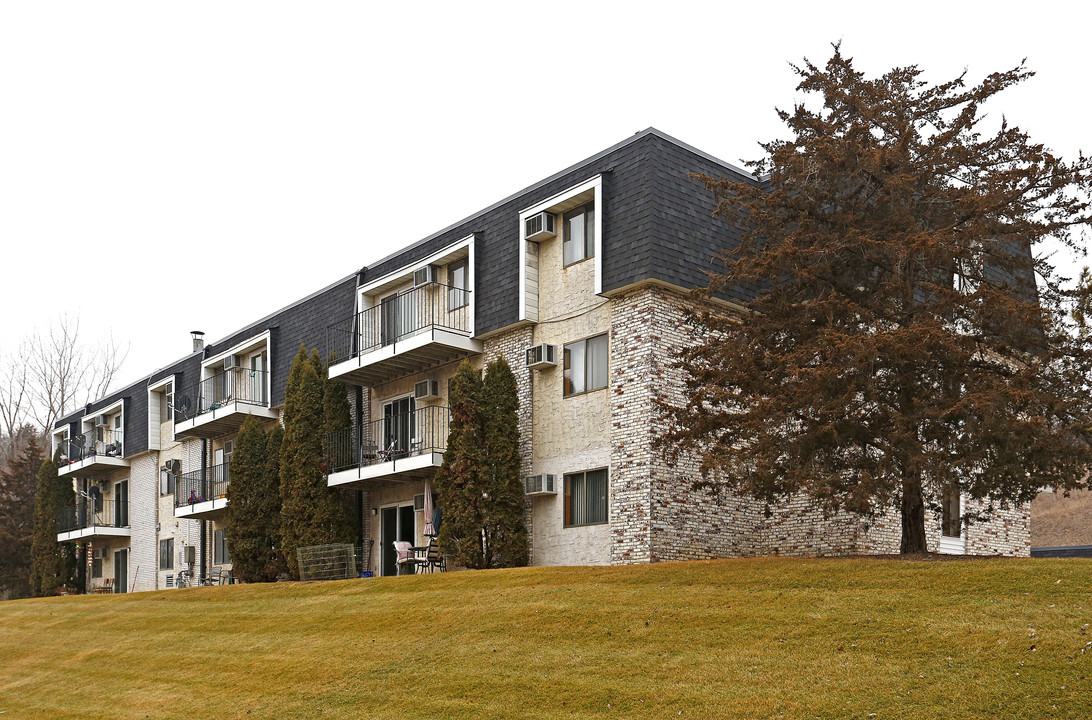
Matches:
[1,558,1090,719]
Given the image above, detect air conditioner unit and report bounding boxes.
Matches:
[413,493,425,511]
[524,212,556,242]
[95,414,110,427]
[164,459,181,475]
[413,265,437,287]
[414,379,441,401]
[224,356,237,371]
[92,547,109,560]
[525,344,557,370]
[525,474,557,496]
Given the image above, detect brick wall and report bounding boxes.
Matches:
[128,452,159,591]
[608,284,1031,561]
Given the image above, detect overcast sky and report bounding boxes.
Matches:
[2,1,1088,393]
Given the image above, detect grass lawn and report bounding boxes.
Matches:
[1,557,1090,719]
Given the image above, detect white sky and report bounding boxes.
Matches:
[2,1,1089,392]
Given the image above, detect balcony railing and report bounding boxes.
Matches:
[327,282,471,363]
[326,405,450,475]
[175,461,231,510]
[59,429,124,465]
[57,499,129,534]
[174,368,269,424]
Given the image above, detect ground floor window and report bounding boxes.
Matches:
[564,469,608,527]
[941,486,961,538]
[159,538,174,569]
[91,558,102,578]
[213,529,230,564]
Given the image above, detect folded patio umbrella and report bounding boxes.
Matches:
[423,480,436,536]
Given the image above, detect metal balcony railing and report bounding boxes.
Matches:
[327,282,471,363]
[57,499,130,533]
[175,461,231,509]
[325,405,450,475]
[59,429,124,465]
[174,368,269,424]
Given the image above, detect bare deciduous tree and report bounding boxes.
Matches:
[0,315,128,446]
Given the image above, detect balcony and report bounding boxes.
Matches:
[174,461,231,520]
[57,499,130,542]
[174,368,277,439]
[326,405,449,488]
[327,282,481,387]
[57,430,128,477]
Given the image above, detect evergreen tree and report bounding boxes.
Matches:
[659,48,1092,552]
[29,457,77,596]
[0,431,45,598]
[225,416,284,582]
[322,352,359,541]
[279,345,350,578]
[479,358,528,567]
[434,360,487,568]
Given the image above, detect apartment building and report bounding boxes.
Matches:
[53,128,1030,592]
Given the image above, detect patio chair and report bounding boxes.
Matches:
[420,537,446,573]
[376,441,397,463]
[204,566,223,586]
[392,541,426,575]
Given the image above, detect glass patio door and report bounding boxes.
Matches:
[380,504,418,577]
[383,397,415,459]
[249,353,266,404]
[113,548,128,593]
[114,480,129,527]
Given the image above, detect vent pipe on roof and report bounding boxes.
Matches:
[191,331,204,353]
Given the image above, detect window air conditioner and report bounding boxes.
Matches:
[525,474,557,496]
[414,379,441,401]
[524,212,556,242]
[224,356,237,371]
[95,414,110,427]
[525,344,557,370]
[92,547,109,560]
[413,265,437,287]
[413,494,425,511]
[164,459,181,475]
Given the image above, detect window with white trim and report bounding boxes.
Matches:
[448,257,468,309]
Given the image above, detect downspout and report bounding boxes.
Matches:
[355,385,365,546]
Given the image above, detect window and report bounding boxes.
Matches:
[159,539,174,570]
[941,486,961,538]
[160,468,175,496]
[564,334,608,396]
[91,557,103,579]
[214,529,230,564]
[448,258,468,309]
[564,469,608,527]
[159,383,173,423]
[562,202,595,266]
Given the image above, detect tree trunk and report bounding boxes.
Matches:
[900,476,928,553]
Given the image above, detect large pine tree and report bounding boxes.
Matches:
[434,360,487,568]
[659,47,1092,553]
[322,352,360,543]
[225,415,284,582]
[279,345,350,578]
[0,431,45,598]
[29,457,77,596]
[479,357,528,567]
[434,359,528,569]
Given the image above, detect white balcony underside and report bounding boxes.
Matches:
[327,452,443,489]
[58,455,129,477]
[175,403,279,439]
[329,329,482,387]
[174,497,229,520]
[58,526,131,542]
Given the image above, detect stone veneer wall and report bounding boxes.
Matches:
[607,284,1030,561]
[482,325,536,557]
